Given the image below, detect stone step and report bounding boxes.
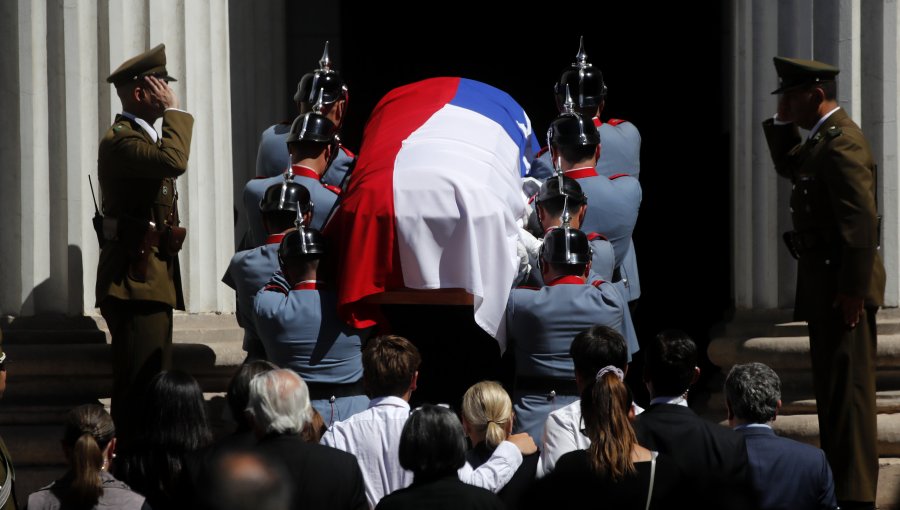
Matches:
[708,333,900,372]
[705,390,900,416]
[1,312,244,345]
[716,308,900,339]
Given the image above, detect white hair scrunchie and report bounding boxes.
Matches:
[595,365,624,382]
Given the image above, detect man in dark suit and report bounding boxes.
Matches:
[97,44,192,442]
[762,57,884,510]
[247,369,366,510]
[633,331,756,510]
[726,362,837,510]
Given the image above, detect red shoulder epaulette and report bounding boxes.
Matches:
[606,118,627,126]
[591,280,606,288]
[587,232,608,242]
[323,183,342,195]
[516,285,541,291]
[608,173,630,180]
[263,284,288,294]
[340,145,356,158]
[535,146,549,158]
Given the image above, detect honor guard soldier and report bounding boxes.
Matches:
[254,223,370,426]
[243,95,342,247]
[95,44,192,442]
[255,41,355,188]
[530,37,641,180]
[223,180,313,361]
[506,217,638,442]
[519,174,616,286]
[543,93,642,302]
[763,57,884,510]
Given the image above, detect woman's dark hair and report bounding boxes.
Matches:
[227,360,278,431]
[398,404,466,481]
[115,370,212,505]
[581,371,636,481]
[62,404,115,509]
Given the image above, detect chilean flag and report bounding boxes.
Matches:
[327,77,538,350]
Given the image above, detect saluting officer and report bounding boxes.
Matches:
[223,180,313,362]
[254,225,371,427]
[762,57,884,510]
[255,41,355,188]
[96,44,192,440]
[243,98,342,247]
[506,220,638,442]
[519,174,616,287]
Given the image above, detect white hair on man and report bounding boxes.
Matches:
[247,368,312,435]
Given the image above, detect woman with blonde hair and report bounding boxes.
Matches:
[524,367,681,510]
[27,404,149,510]
[461,381,537,509]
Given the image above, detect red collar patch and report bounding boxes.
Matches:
[564,167,599,179]
[265,233,287,245]
[292,280,325,291]
[290,165,322,181]
[547,275,586,286]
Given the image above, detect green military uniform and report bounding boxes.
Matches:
[762,57,885,504]
[0,332,17,510]
[96,45,193,440]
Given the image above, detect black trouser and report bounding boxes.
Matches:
[101,297,173,446]
[808,307,878,503]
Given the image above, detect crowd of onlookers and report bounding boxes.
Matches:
[17,327,838,510]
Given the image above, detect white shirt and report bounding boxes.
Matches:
[321,396,523,509]
[808,106,841,139]
[120,111,159,143]
[538,398,644,477]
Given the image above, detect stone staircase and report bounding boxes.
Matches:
[707,308,900,509]
[0,313,244,504]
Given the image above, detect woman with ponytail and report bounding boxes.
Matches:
[523,368,681,510]
[460,381,537,509]
[26,404,149,510]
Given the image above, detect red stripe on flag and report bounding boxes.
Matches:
[327,78,461,329]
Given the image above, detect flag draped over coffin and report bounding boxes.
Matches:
[327,77,538,350]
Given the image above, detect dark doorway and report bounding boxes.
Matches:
[324,3,731,406]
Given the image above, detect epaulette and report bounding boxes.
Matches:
[535,146,549,158]
[263,284,288,294]
[587,232,608,241]
[323,183,342,195]
[606,118,627,126]
[608,173,630,180]
[340,144,357,158]
[825,126,843,139]
[591,279,606,288]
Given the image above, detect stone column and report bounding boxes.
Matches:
[729,0,898,311]
[0,0,235,317]
[861,1,900,307]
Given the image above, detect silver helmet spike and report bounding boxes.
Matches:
[575,36,588,69]
[562,84,576,115]
[279,167,295,210]
[319,41,332,71]
[313,87,326,115]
